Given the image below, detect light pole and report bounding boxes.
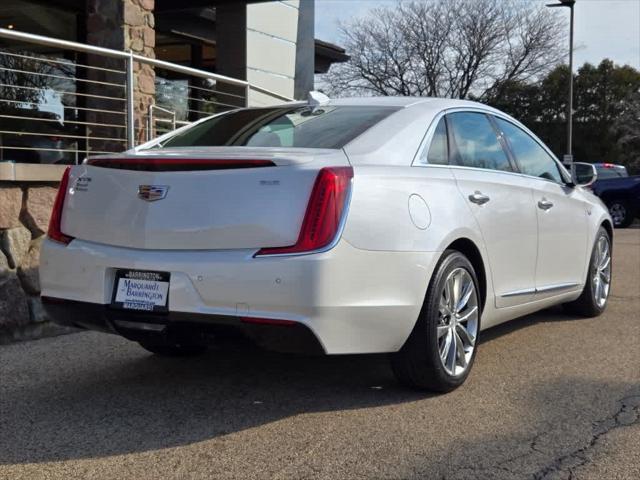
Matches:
[547,0,575,166]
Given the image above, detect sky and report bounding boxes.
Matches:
[315,0,640,70]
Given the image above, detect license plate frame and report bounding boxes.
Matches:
[110,269,171,313]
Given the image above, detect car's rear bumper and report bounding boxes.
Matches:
[40,237,441,354]
[41,297,325,354]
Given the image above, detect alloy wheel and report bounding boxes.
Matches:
[437,268,479,376]
[591,235,611,308]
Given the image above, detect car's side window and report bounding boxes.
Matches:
[494,117,564,184]
[421,117,448,165]
[446,112,513,172]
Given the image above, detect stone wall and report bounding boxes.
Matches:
[0,182,71,342]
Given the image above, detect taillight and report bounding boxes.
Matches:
[47,166,74,245]
[256,166,353,256]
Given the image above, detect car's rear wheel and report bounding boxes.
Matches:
[138,341,207,357]
[391,250,481,392]
[563,227,612,317]
[607,200,634,228]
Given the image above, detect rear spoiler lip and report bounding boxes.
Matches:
[84,157,276,171]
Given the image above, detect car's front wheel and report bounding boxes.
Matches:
[391,250,481,392]
[563,226,612,317]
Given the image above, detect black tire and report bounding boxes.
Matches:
[138,341,207,357]
[607,199,634,228]
[391,250,481,392]
[562,226,611,317]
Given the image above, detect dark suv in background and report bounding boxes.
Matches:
[579,163,640,228]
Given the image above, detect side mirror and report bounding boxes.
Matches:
[572,162,598,187]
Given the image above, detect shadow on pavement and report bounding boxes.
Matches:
[480,305,584,344]
[0,337,427,465]
[0,276,632,467]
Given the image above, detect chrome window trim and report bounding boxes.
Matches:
[411,110,448,166]
[446,164,526,180]
[415,161,570,187]
[412,107,574,187]
[516,168,572,187]
[413,107,500,167]
[413,106,519,173]
[488,113,572,186]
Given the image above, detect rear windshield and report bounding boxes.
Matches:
[154,105,399,150]
[596,166,628,179]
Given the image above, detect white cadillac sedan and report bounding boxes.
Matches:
[40,96,612,392]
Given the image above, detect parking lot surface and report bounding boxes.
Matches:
[1,229,638,480]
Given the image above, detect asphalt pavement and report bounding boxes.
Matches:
[1,229,638,480]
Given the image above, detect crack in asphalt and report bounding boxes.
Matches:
[444,393,640,480]
[532,394,640,480]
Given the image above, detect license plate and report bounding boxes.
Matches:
[111,270,170,313]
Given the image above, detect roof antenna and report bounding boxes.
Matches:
[308,90,330,107]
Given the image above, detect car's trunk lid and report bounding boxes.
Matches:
[61,148,349,250]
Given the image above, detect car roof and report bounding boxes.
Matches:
[323,96,493,110]
[284,96,495,111]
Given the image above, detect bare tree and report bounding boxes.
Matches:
[323,0,566,99]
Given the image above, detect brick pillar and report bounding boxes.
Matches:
[85,0,155,150]
[125,0,155,144]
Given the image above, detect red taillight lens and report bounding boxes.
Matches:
[47,166,74,245]
[256,166,353,256]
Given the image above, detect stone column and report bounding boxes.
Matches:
[85,0,155,150]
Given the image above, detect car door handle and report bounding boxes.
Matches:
[538,198,554,210]
[468,192,490,205]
